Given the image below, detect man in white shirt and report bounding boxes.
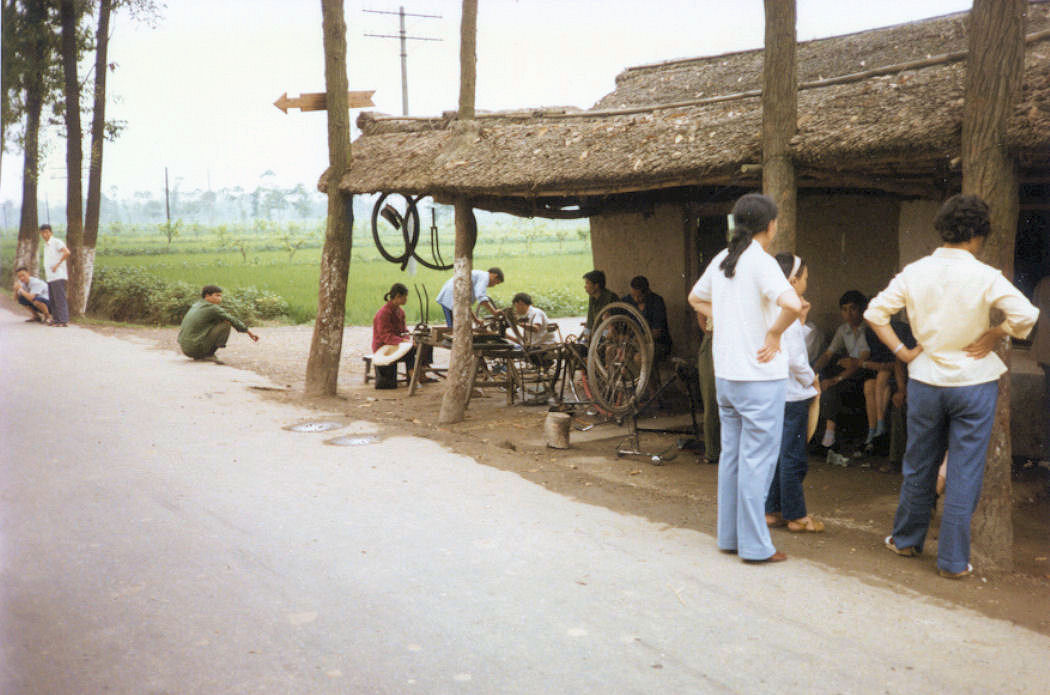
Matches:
[39,224,70,327]
[435,267,503,330]
[509,292,554,347]
[812,290,871,453]
[13,267,52,323]
[865,194,1038,579]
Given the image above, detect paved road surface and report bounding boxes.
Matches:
[2,307,1048,694]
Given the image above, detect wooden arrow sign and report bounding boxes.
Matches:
[273,90,375,113]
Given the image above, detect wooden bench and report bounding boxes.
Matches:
[362,354,409,385]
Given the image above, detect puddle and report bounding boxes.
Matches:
[284,421,346,433]
[325,435,380,447]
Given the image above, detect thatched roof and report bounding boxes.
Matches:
[329,3,1050,210]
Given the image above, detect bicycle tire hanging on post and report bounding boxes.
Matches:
[370,193,453,271]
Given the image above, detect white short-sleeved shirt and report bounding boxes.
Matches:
[690,240,793,381]
[436,270,490,310]
[43,236,69,281]
[20,275,50,301]
[784,320,818,402]
[826,323,869,359]
[520,305,554,345]
[864,247,1039,387]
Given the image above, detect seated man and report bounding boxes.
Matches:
[13,267,52,324]
[435,267,503,330]
[582,269,618,340]
[814,290,871,454]
[621,275,672,362]
[178,285,259,360]
[509,292,555,348]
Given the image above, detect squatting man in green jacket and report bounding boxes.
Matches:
[178,285,259,361]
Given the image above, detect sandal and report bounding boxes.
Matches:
[766,513,787,528]
[884,535,919,557]
[743,551,787,564]
[938,563,973,579]
[787,517,825,533]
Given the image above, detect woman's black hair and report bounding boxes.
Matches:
[773,252,806,280]
[935,194,991,243]
[720,193,778,278]
[384,282,409,302]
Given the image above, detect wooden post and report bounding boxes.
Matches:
[438,0,479,424]
[305,0,353,396]
[762,0,797,254]
[962,0,1026,571]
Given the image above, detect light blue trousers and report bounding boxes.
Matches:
[715,378,787,560]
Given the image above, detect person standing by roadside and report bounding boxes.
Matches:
[765,253,824,534]
[1033,274,1050,466]
[39,224,70,327]
[688,193,802,564]
[866,194,1038,579]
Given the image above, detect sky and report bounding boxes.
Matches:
[0,0,976,207]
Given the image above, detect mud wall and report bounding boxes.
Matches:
[589,203,696,358]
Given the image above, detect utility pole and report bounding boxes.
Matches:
[364,6,442,115]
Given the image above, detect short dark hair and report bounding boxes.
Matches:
[15,266,28,273]
[839,290,866,309]
[629,275,650,292]
[201,284,223,298]
[583,270,606,288]
[488,267,504,282]
[38,224,51,232]
[512,292,532,306]
[935,194,991,244]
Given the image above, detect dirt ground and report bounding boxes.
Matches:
[56,303,1050,635]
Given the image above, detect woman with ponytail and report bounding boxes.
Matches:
[688,193,802,563]
[765,253,824,534]
[372,283,421,385]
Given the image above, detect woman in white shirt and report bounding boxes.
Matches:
[765,254,823,533]
[689,194,802,563]
[865,194,1039,579]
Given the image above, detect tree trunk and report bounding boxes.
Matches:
[60,0,85,317]
[439,201,478,423]
[762,0,797,254]
[962,0,1026,571]
[438,0,480,424]
[14,0,48,275]
[304,0,353,397]
[79,0,112,315]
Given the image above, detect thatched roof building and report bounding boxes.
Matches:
[327,3,1050,211]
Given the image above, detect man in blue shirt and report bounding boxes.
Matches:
[435,267,504,329]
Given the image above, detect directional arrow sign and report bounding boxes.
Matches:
[273,90,375,113]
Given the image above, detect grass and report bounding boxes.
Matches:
[1,223,593,325]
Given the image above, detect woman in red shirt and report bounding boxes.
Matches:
[372,283,424,385]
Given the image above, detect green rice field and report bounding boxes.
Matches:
[1,220,593,325]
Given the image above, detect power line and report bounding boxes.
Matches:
[363,6,442,116]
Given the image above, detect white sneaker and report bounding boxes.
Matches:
[826,450,850,468]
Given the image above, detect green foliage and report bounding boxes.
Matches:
[86,265,289,326]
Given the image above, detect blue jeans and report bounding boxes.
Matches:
[440,304,454,329]
[766,398,813,521]
[891,378,998,573]
[715,378,786,560]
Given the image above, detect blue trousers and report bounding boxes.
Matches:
[766,397,813,521]
[440,304,454,329]
[891,378,998,574]
[715,378,786,560]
